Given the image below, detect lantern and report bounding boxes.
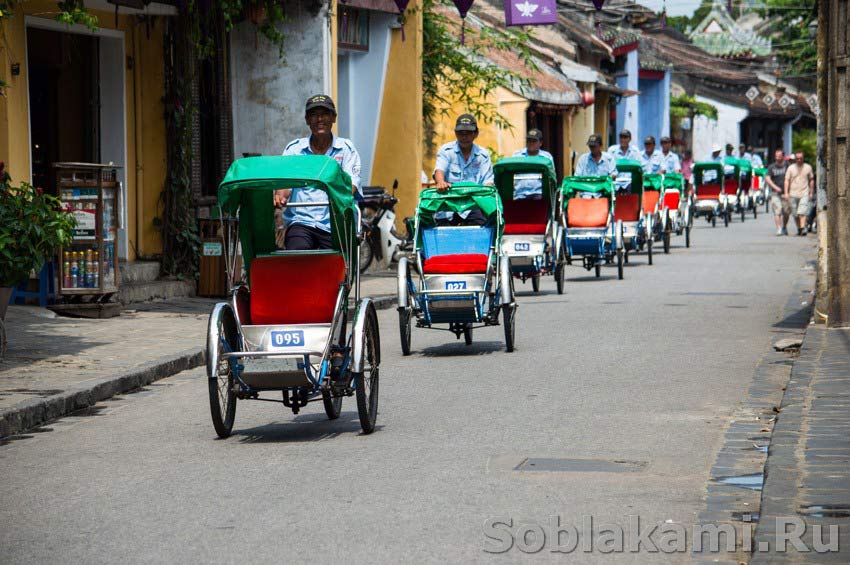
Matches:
[452,0,474,44]
[394,0,411,40]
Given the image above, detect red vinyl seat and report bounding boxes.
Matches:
[663,191,681,209]
[567,198,609,228]
[613,193,642,222]
[723,178,739,195]
[697,184,722,200]
[642,191,660,214]
[249,253,346,325]
[422,254,489,274]
[503,199,547,235]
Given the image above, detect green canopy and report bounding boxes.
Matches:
[754,166,768,177]
[560,176,615,214]
[416,182,503,237]
[493,156,558,202]
[738,159,753,173]
[615,159,644,195]
[693,162,724,186]
[218,155,357,274]
[662,173,685,193]
[645,173,663,192]
[723,156,741,177]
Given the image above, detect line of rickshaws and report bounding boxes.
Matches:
[203,153,768,438]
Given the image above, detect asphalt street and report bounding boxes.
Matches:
[0,212,816,563]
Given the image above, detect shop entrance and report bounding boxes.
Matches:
[26,19,128,259]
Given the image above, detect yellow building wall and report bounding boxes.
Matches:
[371,3,425,225]
[0,4,167,261]
[571,85,596,161]
[594,89,610,146]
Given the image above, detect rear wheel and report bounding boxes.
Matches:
[398,308,412,356]
[617,250,624,280]
[355,304,380,434]
[207,305,238,439]
[531,274,540,293]
[503,304,516,352]
[463,323,473,346]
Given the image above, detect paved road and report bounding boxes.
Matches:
[0,214,815,563]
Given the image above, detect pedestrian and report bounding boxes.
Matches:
[660,136,681,173]
[432,113,494,225]
[575,134,618,177]
[639,136,664,174]
[681,149,694,196]
[608,130,641,161]
[766,149,790,236]
[784,151,815,236]
[512,128,554,199]
[274,94,362,250]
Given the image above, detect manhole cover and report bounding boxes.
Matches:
[514,458,647,473]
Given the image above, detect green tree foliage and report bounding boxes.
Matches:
[792,127,816,160]
[760,0,816,77]
[670,94,719,120]
[421,0,537,146]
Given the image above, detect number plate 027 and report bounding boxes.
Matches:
[270,330,305,347]
[514,242,531,252]
[445,281,467,290]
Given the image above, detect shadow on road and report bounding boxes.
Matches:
[418,340,504,357]
[231,413,380,443]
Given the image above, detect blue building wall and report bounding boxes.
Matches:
[615,50,639,139]
[638,77,663,142]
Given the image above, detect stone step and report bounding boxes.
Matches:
[118,279,195,305]
[119,261,161,285]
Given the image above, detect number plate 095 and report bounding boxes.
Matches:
[270,330,305,347]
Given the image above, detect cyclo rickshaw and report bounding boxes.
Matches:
[614,159,654,265]
[753,166,769,212]
[660,172,693,249]
[644,173,665,246]
[207,155,380,438]
[493,155,565,294]
[560,175,624,280]
[693,161,726,227]
[723,156,742,223]
[397,183,517,353]
[738,158,757,220]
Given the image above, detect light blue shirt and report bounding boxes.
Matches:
[640,149,664,175]
[434,141,494,185]
[575,151,617,177]
[281,135,362,233]
[512,148,554,199]
[708,153,724,163]
[751,154,764,168]
[660,151,681,173]
[608,144,641,161]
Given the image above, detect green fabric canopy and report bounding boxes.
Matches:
[645,173,663,191]
[217,155,357,274]
[493,156,559,202]
[560,176,615,215]
[693,162,724,186]
[615,159,644,195]
[662,173,685,193]
[723,156,742,177]
[416,183,503,242]
[754,166,768,177]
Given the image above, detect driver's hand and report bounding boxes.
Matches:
[435,180,451,193]
[274,189,292,208]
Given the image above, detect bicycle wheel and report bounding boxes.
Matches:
[207,305,238,439]
[399,307,412,356]
[531,274,540,293]
[617,249,624,280]
[503,303,516,352]
[355,304,380,434]
[322,388,342,420]
[359,237,374,274]
[463,323,473,345]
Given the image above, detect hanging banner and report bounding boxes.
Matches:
[504,0,557,26]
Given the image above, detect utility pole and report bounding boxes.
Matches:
[825,0,850,327]
[814,0,829,322]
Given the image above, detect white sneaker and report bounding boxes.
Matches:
[776,228,784,236]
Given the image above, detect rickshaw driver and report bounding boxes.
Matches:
[608,129,641,160]
[511,128,554,199]
[433,113,495,225]
[575,134,618,179]
[659,136,681,173]
[640,136,664,175]
[273,94,362,250]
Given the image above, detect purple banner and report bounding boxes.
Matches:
[504,0,557,26]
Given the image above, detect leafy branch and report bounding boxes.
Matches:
[671,93,718,120]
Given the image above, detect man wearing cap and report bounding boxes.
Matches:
[432,113,495,225]
[640,136,664,175]
[274,94,362,250]
[608,130,641,161]
[708,144,723,162]
[575,134,617,178]
[659,136,681,174]
[739,144,752,163]
[749,146,764,168]
[512,128,554,199]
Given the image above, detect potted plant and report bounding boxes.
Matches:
[0,164,76,322]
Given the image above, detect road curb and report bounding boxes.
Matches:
[0,294,397,438]
[0,347,205,438]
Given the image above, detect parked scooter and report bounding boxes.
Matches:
[358,180,412,273]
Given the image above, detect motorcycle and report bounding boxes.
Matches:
[358,180,414,273]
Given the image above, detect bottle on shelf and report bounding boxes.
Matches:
[70,253,79,288]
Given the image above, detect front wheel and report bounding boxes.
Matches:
[503,304,516,352]
[322,390,342,420]
[398,308,412,356]
[355,304,380,434]
[359,236,374,274]
[463,323,473,346]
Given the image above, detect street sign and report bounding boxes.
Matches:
[746,86,760,102]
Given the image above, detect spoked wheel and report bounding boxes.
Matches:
[724,209,730,227]
[398,307,412,356]
[531,274,540,293]
[322,389,343,420]
[685,226,691,248]
[741,206,746,223]
[502,303,516,352]
[355,303,380,434]
[207,304,238,439]
[663,231,671,254]
[753,205,757,219]
[647,238,654,265]
[555,248,566,295]
[594,263,601,278]
[617,249,624,280]
[359,233,374,274]
[712,215,717,227]
[624,250,630,264]
[463,323,473,345]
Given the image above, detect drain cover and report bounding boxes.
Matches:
[514,458,646,473]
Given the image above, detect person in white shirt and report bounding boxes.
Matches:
[512,128,554,199]
[659,136,681,173]
[608,130,641,161]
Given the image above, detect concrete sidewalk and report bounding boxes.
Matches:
[753,324,850,562]
[0,273,397,437]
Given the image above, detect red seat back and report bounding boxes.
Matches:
[249,253,346,325]
[723,178,738,195]
[567,198,609,228]
[697,184,722,200]
[663,191,680,209]
[642,191,660,214]
[422,254,489,274]
[614,193,641,222]
[503,199,547,235]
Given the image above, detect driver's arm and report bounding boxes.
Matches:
[274,188,292,208]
